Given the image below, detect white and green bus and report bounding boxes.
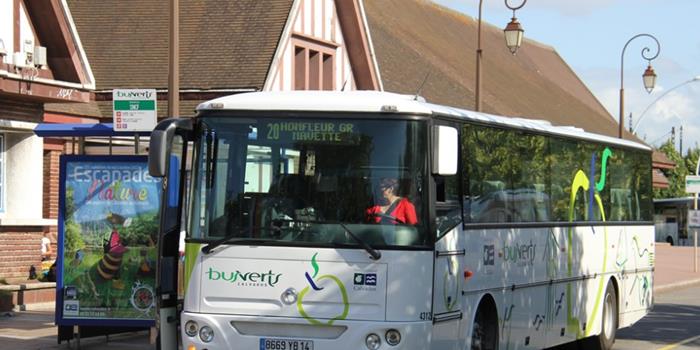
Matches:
[148,91,654,350]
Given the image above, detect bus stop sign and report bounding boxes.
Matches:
[113,89,157,132]
[689,210,700,228]
[686,175,700,193]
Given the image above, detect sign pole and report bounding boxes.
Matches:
[693,156,700,272]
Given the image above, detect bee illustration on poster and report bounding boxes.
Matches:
[57,155,161,326]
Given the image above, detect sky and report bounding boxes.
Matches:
[434,0,700,155]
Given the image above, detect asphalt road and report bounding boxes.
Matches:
[2,284,699,349]
[614,284,700,350]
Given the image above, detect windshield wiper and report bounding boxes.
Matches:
[202,237,279,254]
[202,222,381,260]
[274,219,381,260]
[338,222,381,260]
[202,225,296,254]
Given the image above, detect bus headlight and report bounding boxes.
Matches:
[385,329,401,346]
[199,326,215,343]
[365,333,381,349]
[184,321,198,337]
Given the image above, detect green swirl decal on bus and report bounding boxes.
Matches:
[566,147,612,338]
[297,253,350,325]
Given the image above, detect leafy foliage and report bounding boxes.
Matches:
[654,140,690,199]
[64,187,86,253]
[120,212,158,247]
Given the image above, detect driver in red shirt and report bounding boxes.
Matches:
[366,178,417,225]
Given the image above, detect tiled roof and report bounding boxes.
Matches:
[652,150,676,169]
[653,168,670,189]
[66,0,293,91]
[364,0,639,140]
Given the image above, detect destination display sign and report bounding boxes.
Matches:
[258,121,359,144]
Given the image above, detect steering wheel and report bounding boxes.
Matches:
[371,212,405,224]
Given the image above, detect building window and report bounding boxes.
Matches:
[292,34,336,91]
[0,133,4,213]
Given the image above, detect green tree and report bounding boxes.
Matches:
[121,212,158,246]
[685,146,700,176]
[654,140,688,199]
[64,187,86,253]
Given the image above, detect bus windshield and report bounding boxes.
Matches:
[188,115,430,249]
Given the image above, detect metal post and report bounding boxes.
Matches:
[168,0,180,117]
[475,0,484,112]
[695,151,699,272]
[619,87,624,138]
[108,136,113,155]
[135,134,140,155]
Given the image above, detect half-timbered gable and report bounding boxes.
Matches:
[266,0,381,92]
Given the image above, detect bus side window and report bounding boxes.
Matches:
[435,175,461,237]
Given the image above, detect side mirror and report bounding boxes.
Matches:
[432,125,458,176]
[148,129,168,177]
[148,118,193,177]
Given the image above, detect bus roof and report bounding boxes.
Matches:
[197,90,650,151]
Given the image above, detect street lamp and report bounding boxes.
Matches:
[619,33,660,138]
[632,75,700,134]
[475,0,527,112]
[503,3,526,55]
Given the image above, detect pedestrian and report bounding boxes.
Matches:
[41,232,53,261]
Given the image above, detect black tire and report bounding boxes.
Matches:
[471,300,499,350]
[666,236,674,245]
[595,282,618,350]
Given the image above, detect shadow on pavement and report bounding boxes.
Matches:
[616,303,700,347]
[0,310,153,349]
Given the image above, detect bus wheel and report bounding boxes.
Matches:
[595,282,618,350]
[666,236,674,245]
[471,301,498,350]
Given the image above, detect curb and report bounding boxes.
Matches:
[654,278,700,294]
[13,301,55,312]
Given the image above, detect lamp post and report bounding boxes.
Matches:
[632,76,700,134]
[619,34,660,138]
[475,0,527,112]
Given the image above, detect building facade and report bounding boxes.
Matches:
[0,0,94,280]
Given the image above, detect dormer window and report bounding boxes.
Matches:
[292,34,336,91]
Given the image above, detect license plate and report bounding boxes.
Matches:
[260,338,314,350]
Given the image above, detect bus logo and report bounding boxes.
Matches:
[297,253,350,325]
[483,245,495,266]
[354,273,377,286]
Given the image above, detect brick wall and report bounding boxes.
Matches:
[43,149,61,221]
[0,228,44,280]
[43,148,62,246]
[0,148,62,281]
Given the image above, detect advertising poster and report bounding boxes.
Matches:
[57,156,160,326]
